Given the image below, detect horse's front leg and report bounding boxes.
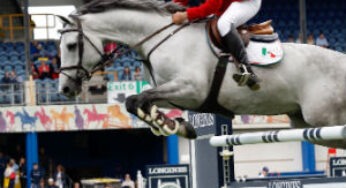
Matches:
[125,81,203,139]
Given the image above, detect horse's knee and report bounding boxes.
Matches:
[125,95,138,114]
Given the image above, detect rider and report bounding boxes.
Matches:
[172,0,262,90]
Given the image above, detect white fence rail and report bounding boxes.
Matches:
[210,125,346,147]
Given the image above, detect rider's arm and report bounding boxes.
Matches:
[173,0,189,6]
[185,0,222,21]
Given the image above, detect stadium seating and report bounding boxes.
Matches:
[251,0,346,52]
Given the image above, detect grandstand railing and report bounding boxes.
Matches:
[0,14,56,40]
[36,81,107,105]
[0,83,25,106]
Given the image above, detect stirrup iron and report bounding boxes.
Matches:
[234,64,250,86]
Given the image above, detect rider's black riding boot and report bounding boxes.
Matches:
[221,24,260,90]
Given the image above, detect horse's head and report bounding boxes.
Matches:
[58,15,104,97]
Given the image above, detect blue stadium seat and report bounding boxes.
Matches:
[18,54,25,62]
[3,60,12,65]
[9,55,19,62]
[59,94,69,101]
[106,74,115,81]
[0,55,8,62]
[14,64,25,72]
[123,62,130,67]
[50,93,59,102]
[16,46,24,53]
[134,62,141,68]
[105,66,116,72]
[43,78,52,82]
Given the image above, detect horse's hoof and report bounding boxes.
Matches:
[150,105,158,119]
[137,108,152,122]
[150,127,162,136]
[162,120,180,135]
[175,118,197,139]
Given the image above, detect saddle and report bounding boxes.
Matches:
[207,18,274,49]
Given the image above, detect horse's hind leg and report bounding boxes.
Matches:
[126,81,202,139]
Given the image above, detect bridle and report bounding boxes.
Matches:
[59,14,199,86]
[59,15,109,85]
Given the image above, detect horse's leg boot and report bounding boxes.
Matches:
[221,24,260,90]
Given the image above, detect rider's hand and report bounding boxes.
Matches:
[172,12,188,25]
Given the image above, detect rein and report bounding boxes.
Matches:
[59,14,194,86]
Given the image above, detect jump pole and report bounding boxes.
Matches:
[210,125,346,147]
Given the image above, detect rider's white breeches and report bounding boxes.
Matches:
[217,0,262,37]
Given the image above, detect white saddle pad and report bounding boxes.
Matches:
[247,39,284,66]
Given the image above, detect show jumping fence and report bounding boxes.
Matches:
[210,125,346,147]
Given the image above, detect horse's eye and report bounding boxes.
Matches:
[67,43,77,51]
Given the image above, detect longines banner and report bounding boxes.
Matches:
[330,157,346,177]
[230,177,346,188]
[146,164,190,188]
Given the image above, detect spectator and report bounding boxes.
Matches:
[73,182,80,188]
[53,165,67,188]
[30,62,40,79]
[55,50,61,68]
[31,163,44,188]
[47,178,57,188]
[50,57,60,80]
[133,66,142,81]
[121,174,134,188]
[316,33,329,48]
[287,35,294,42]
[258,166,269,178]
[2,72,11,84]
[19,157,26,188]
[104,42,118,55]
[0,152,6,188]
[4,160,15,188]
[295,33,302,43]
[12,145,24,162]
[307,34,315,45]
[120,66,132,81]
[38,179,46,188]
[1,72,12,90]
[38,59,50,80]
[10,71,21,83]
[30,41,41,61]
[39,147,49,175]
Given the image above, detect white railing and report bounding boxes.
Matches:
[210,125,346,147]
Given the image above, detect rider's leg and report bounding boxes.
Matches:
[217,0,262,90]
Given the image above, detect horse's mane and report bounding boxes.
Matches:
[77,0,186,15]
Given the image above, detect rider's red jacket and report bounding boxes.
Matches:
[174,0,243,21]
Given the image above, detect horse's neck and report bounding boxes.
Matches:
[82,10,171,47]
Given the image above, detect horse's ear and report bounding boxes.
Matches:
[56,15,73,26]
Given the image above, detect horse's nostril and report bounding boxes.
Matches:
[63,86,70,93]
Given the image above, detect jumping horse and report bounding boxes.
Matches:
[58,0,346,148]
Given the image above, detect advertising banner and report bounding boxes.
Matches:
[146,164,190,188]
[330,157,346,177]
[0,104,147,133]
